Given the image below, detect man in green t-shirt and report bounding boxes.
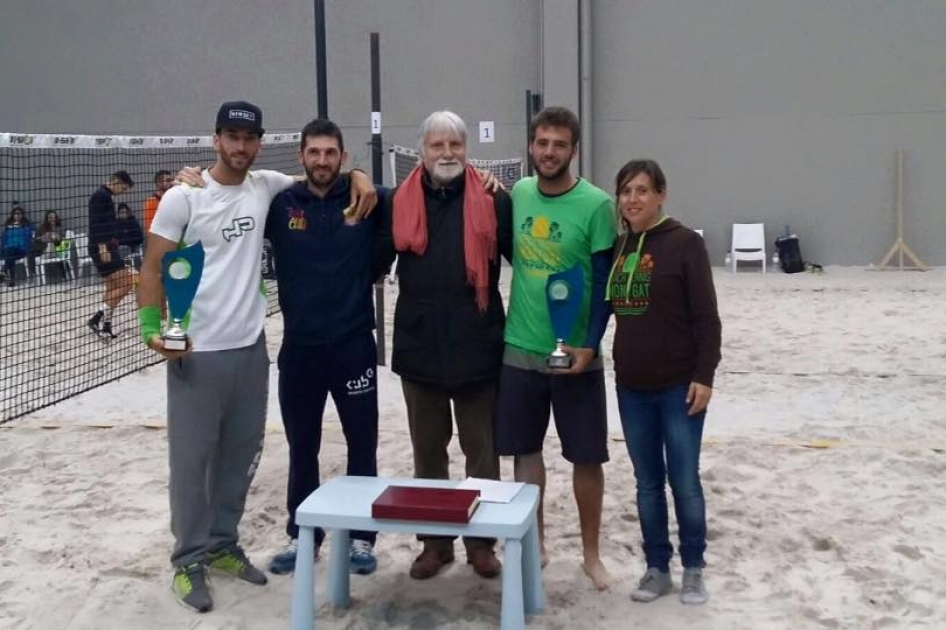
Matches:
[495,107,616,591]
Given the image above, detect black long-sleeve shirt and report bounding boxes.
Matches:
[115,217,144,248]
[88,186,117,247]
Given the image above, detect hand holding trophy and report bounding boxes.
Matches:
[161,242,205,352]
[545,264,584,370]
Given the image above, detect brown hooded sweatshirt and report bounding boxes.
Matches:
[609,218,722,389]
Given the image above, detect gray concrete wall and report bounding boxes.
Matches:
[0,0,317,135]
[0,0,541,185]
[322,0,541,182]
[592,0,946,265]
[4,1,946,264]
[541,0,580,116]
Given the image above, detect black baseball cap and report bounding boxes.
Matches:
[215,101,265,135]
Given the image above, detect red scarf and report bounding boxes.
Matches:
[392,164,497,312]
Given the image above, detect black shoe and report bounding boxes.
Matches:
[99,321,118,339]
[5,279,14,288]
[88,311,104,334]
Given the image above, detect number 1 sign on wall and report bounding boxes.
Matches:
[479,121,495,144]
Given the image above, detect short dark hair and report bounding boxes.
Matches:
[614,159,667,197]
[529,106,581,146]
[300,118,344,153]
[117,202,131,212]
[154,169,172,183]
[111,170,134,188]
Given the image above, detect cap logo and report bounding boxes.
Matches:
[228,109,257,122]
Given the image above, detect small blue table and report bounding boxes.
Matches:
[290,476,544,630]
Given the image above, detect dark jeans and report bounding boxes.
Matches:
[616,383,707,570]
[278,332,379,545]
[401,377,499,553]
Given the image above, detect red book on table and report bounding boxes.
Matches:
[371,486,481,523]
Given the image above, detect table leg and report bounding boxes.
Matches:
[500,538,524,630]
[290,526,316,630]
[326,528,350,607]
[522,518,545,615]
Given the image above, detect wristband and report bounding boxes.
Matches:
[138,306,162,347]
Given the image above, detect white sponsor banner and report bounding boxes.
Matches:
[0,132,301,149]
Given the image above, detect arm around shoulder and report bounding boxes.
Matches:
[371,189,396,279]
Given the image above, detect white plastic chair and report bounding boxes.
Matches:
[11,256,32,283]
[69,232,96,284]
[35,232,75,285]
[731,223,766,273]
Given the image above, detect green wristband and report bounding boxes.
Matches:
[138,306,162,347]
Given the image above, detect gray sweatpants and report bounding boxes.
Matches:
[167,332,269,567]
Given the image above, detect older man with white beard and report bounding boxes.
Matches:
[375,110,513,581]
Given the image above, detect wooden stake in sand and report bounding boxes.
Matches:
[872,149,929,271]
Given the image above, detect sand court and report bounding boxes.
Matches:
[2,266,945,629]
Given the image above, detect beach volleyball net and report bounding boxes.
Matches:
[388,145,524,188]
[0,131,302,423]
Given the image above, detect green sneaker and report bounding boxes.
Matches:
[208,547,268,585]
[172,563,213,613]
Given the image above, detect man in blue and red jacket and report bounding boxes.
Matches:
[265,118,386,577]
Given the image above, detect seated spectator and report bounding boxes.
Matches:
[2,202,35,287]
[37,210,66,250]
[115,202,144,265]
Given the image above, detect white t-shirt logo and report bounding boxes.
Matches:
[222,216,256,242]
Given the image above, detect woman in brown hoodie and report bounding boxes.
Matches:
[607,159,721,606]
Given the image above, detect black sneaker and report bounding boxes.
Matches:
[172,563,213,613]
[88,311,104,334]
[99,321,118,339]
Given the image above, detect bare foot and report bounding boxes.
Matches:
[582,558,612,591]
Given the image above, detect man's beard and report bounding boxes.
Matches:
[533,156,571,182]
[221,149,256,173]
[305,163,342,189]
[432,161,464,183]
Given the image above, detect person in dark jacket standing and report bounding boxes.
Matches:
[264,118,383,577]
[87,170,135,338]
[607,159,721,606]
[375,110,513,581]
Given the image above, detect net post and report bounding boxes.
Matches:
[370,32,386,366]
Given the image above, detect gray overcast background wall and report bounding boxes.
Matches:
[593,0,946,267]
[2,0,944,264]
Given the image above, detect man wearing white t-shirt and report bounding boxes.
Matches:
[137,100,280,613]
[136,101,376,613]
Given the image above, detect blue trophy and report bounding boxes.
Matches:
[161,242,205,351]
[545,264,585,369]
